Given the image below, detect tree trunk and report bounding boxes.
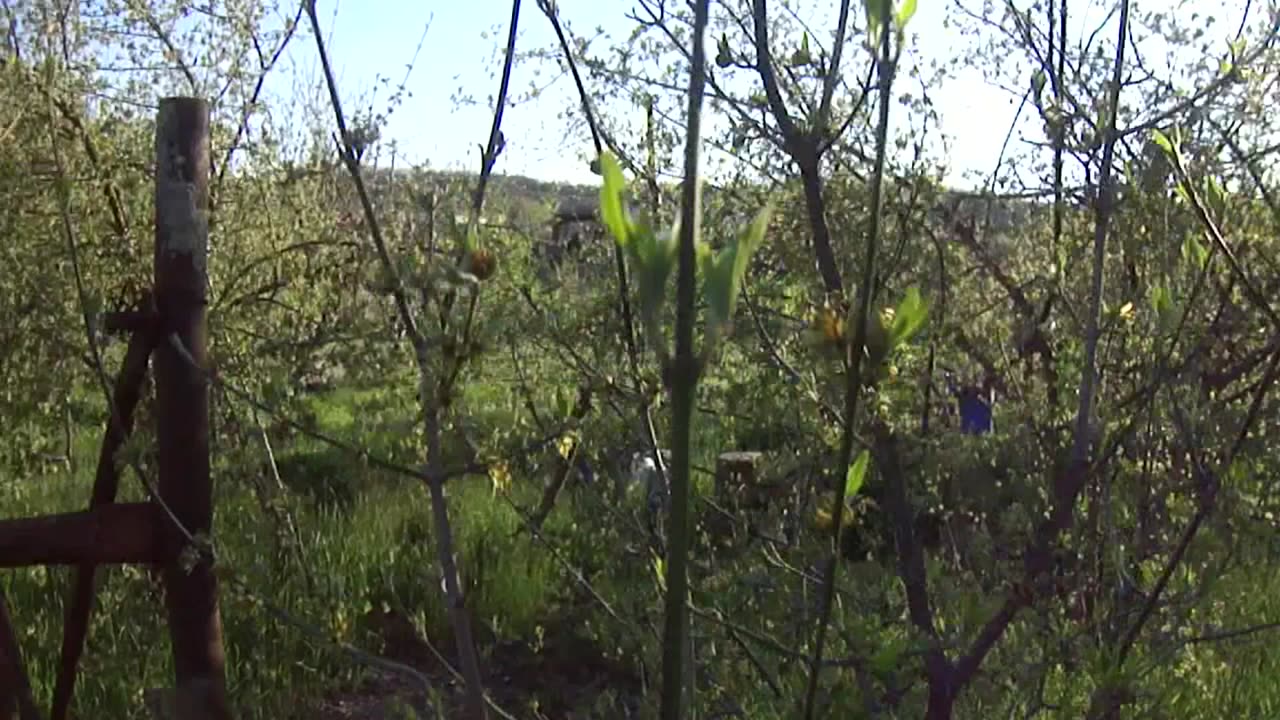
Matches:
[798,158,844,296]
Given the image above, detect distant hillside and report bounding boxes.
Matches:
[422,169,599,207]
[346,165,1055,253]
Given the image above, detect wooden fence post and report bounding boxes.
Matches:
[153,96,231,720]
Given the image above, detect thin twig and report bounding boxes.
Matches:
[801,1,897,715]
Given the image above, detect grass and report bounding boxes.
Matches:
[0,377,610,719]
[3,375,1280,719]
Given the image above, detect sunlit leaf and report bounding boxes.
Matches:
[1203,175,1228,219]
[1151,128,1174,156]
[633,217,678,324]
[598,152,630,246]
[895,0,918,30]
[1182,234,1210,270]
[554,386,573,418]
[814,491,859,531]
[556,432,577,460]
[488,461,512,497]
[715,33,733,68]
[1148,284,1172,319]
[889,286,928,348]
[864,0,885,49]
[845,449,871,498]
[704,201,774,334]
[1174,183,1191,206]
[790,32,813,66]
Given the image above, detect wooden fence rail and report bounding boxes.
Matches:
[0,96,230,720]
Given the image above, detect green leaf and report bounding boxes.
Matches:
[895,0,918,30]
[1228,37,1247,61]
[1174,183,1191,207]
[790,33,812,66]
[633,218,678,325]
[1030,69,1047,105]
[1148,284,1173,320]
[1150,128,1181,164]
[598,152,631,246]
[864,0,885,48]
[845,449,871,498]
[704,201,774,333]
[715,33,733,68]
[695,240,713,274]
[651,551,667,593]
[1182,234,1210,271]
[870,635,905,677]
[889,286,928,349]
[1203,175,1228,219]
[1227,456,1249,486]
[554,386,573,418]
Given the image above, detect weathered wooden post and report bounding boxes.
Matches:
[152,96,231,720]
[714,451,763,506]
[708,451,754,541]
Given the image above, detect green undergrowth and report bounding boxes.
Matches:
[0,382,596,718]
[3,379,1280,718]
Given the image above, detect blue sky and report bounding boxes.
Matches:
[282,1,627,184]
[280,0,1253,189]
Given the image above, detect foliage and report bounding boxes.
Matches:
[1,0,1280,718]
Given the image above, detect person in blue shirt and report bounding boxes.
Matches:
[945,370,995,435]
[957,384,993,434]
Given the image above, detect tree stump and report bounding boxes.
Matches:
[715,451,763,506]
[712,452,768,545]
